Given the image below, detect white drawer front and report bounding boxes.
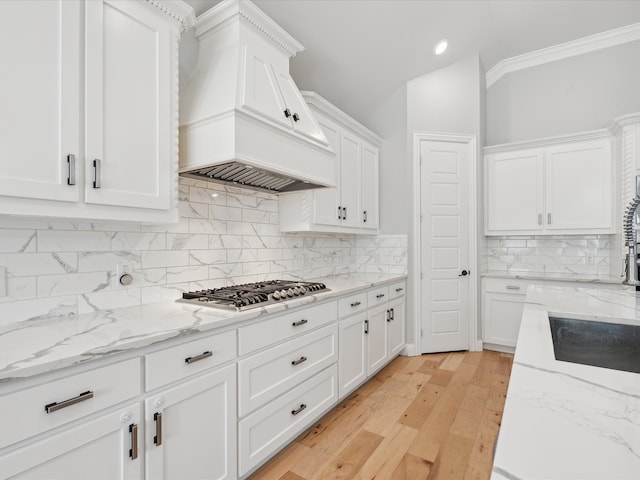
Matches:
[238,323,337,416]
[0,358,141,450]
[389,280,406,299]
[238,364,338,476]
[337,292,367,318]
[367,285,389,307]
[483,277,529,295]
[145,329,236,391]
[239,301,337,355]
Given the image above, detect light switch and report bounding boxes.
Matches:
[0,267,6,297]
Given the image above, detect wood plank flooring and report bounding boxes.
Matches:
[249,350,513,480]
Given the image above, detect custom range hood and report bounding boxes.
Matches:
[178,0,336,194]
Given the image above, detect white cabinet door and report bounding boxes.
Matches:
[483,293,525,348]
[486,149,544,233]
[145,365,236,480]
[240,46,291,129]
[0,0,81,203]
[273,68,329,146]
[0,403,142,480]
[338,312,367,398]
[366,304,388,375]
[85,0,173,211]
[360,143,379,230]
[387,298,405,358]
[313,115,342,227]
[340,131,362,228]
[545,139,613,231]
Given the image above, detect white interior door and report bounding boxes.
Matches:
[420,138,471,353]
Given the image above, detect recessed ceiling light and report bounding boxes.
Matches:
[434,39,448,56]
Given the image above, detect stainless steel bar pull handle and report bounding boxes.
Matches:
[364,319,369,334]
[343,207,347,220]
[154,412,163,446]
[292,319,308,327]
[45,390,94,413]
[185,351,213,364]
[395,287,403,292]
[291,356,307,366]
[93,159,101,188]
[67,154,76,186]
[538,213,542,225]
[506,285,521,290]
[350,301,361,307]
[376,293,385,299]
[363,210,367,223]
[129,423,138,460]
[386,309,391,322]
[291,404,307,416]
[338,206,342,220]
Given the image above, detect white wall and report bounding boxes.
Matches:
[367,85,408,235]
[487,40,640,145]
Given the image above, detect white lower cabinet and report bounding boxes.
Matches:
[366,304,389,375]
[338,311,367,398]
[0,402,143,480]
[145,365,236,480]
[387,297,406,358]
[238,365,338,476]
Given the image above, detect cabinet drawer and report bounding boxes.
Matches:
[483,277,529,295]
[238,364,338,476]
[389,281,406,299]
[238,323,337,416]
[239,301,337,355]
[367,285,389,307]
[338,292,367,318]
[145,330,236,391]
[0,358,141,450]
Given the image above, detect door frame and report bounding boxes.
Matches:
[411,132,480,354]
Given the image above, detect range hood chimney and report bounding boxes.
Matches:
[178,0,336,194]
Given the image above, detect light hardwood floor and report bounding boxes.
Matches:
[249,350,514,480]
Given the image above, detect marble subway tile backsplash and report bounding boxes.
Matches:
[483,235,615,276]
[0,178,407,326]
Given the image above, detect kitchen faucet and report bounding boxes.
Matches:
[623,179,640,287]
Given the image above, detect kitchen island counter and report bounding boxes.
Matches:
[492,284,640,479]
[0,273,405,383]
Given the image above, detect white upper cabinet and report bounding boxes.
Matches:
[0,0,188,222]
[85,0,174,212]
[0,0,81,204]
[279,92,382,234]
[485,134,614,235]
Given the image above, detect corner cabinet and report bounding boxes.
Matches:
[485,133,614,235]
[0,0,189,223]
[279,92,382,234]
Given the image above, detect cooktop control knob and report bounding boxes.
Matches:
[287,288,295,297]
[299,286,307,294]
[273,291,281,300]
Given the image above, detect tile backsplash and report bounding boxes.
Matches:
[0,178,407,326]
[482,235,620,277]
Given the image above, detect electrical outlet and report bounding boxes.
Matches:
[585,254,594,265]
[117,263,131,278]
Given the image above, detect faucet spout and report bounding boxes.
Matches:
[623,194,640,286]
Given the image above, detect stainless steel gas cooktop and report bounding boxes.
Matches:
[177,280,329,311]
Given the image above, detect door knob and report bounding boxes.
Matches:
[459,270,470,277]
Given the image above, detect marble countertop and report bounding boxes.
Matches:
[492,283,640,479]
[482,270,623,284]
[0,273,406,383]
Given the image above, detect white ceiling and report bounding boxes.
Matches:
[184,0,640,123]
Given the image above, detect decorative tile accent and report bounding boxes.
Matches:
[0,178,407,325]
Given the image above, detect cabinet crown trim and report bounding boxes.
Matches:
[484,128,611,154]
[194,0,303,56]
[609,112,640,133]
[302,91,383,146]
[145,0,195,32]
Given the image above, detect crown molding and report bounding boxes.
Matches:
[194,0,303,57]
[609,112,640,133]
[486,22,640,88]
[145,0,195,32]
[483,128,612,154]
[301,91,383,146]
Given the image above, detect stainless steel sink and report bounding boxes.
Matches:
[549,316,640,374]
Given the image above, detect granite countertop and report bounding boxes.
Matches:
[492,284,640,479]
[0,273,406,383]
[482,270,623,285]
